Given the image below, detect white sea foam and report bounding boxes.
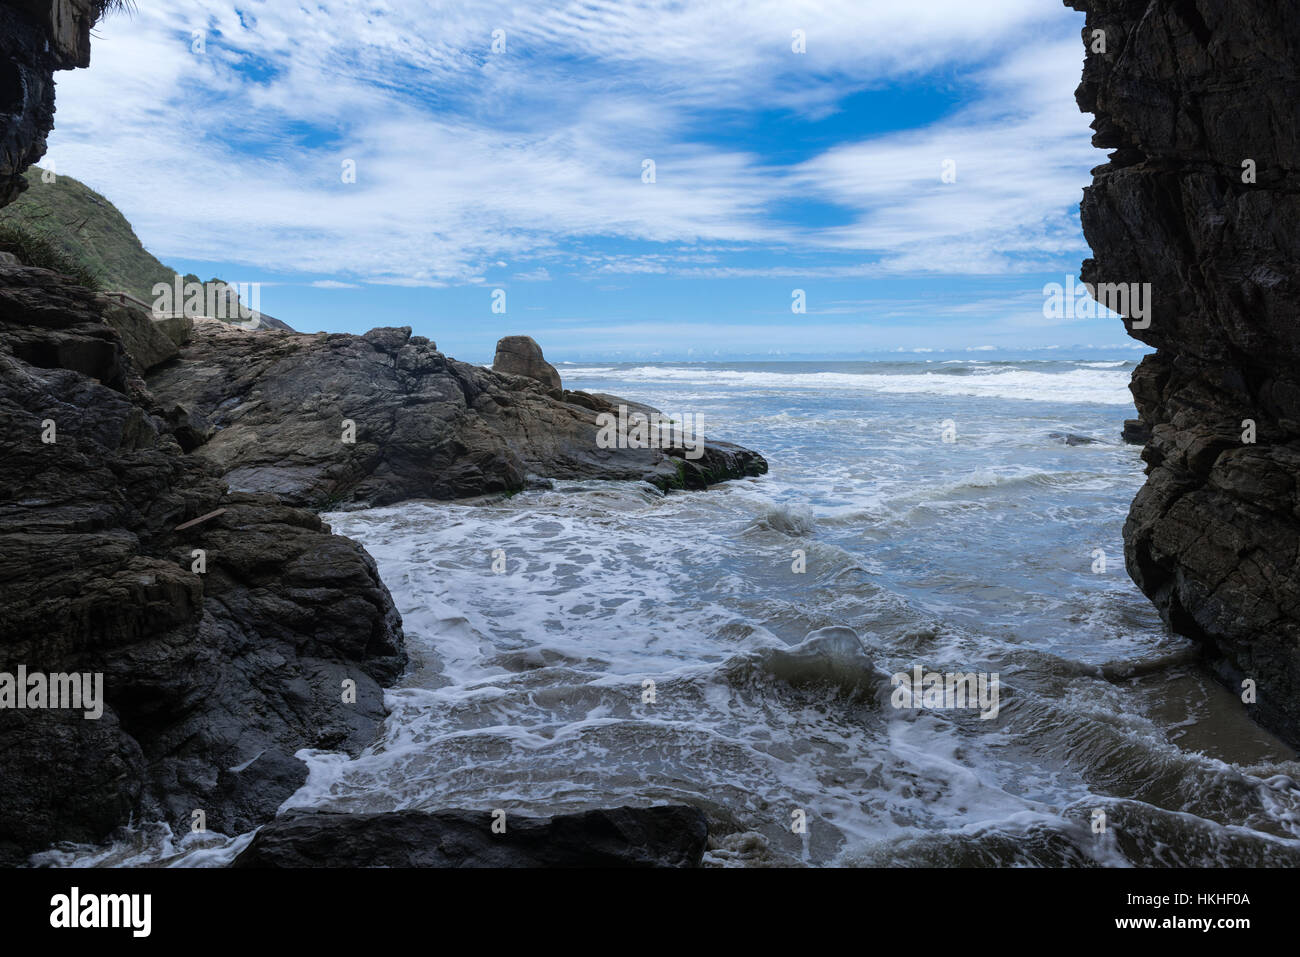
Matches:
[40,360,1300,869]
[563,366,1134,405]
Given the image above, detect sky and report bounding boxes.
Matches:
[42,0,1143,363]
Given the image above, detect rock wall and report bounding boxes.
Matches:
[0,0,96,206]
[1068,0,1300,745]
[0,263,406,863]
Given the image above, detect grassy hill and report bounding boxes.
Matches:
[0,168,292,330]
[0,168,172,299]
[0,166,172,297]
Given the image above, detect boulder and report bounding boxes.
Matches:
[1120,419,1151,445]
[1048,431,1100,446]
[492,334,562,392]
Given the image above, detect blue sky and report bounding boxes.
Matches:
[46,0,1142,362]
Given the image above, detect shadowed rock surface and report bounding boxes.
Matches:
[0,1,95,207]
[1068,0,1300,745]
[232,806,709,868]
[0,262,406,864]
[146,321,767,508]
[1048,431,1102,446]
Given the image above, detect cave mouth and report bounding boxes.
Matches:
[0,61,23,115]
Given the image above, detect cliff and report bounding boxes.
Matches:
[0,261,407,863]
[1068,0,1300,745]
[0,0,97,207]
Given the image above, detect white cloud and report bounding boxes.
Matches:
[46,1,1096,284]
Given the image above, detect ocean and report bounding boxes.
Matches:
[45,359,1300,867]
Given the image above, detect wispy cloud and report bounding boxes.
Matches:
[48,0,1095,290]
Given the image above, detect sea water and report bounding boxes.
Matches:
[44,359,1300,867]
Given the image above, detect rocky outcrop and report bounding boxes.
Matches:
[9,0,96,68]
[0,262,406,863]
[1068,0,1300,745]
[492,334,563,392]
[0,267,752,864]
[146,321,767,508]
[232,806,709,868]
[0,1,97,207]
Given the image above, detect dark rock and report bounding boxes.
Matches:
[0,263,406,863]
[0,262,128,387]
[0,1,95,207]
[232,805,710,868]
[145,320,767,508]
[163,402,213,452]
[1048,431,1101,446]
[1120,418,1151,445]
[666,441,770,490]
[361,324,412,354]
[210,750,311,836]
[1068,0,1300,745]
[492,334,562,392]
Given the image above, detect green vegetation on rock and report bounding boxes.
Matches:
[0,168,173,300]
[0,167,293,330]
[0,219,103,289]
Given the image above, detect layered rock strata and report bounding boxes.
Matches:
[0,263,406,864]
[1068,0,1300,745]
